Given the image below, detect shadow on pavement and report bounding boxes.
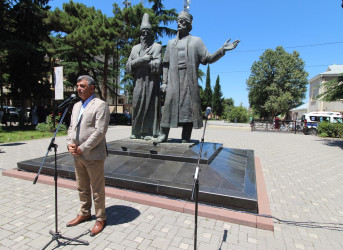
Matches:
[106,205,141,226]
[316,139,343,150]
[0,142,26,146]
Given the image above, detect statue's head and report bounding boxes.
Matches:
[140,13,153,47]
[178,11,193,32]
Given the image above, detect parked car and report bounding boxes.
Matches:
[109,113,132,125]
[301,111,343,135]
[0,106,19,123]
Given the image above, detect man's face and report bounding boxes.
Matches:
[177,18,188,32]
[140,28,151,44]
[77,79,94,101]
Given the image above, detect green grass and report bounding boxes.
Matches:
[0,126,67,143]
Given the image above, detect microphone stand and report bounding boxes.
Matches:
[33,102,88,249]
[191,112,209,250]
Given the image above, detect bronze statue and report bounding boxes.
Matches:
[126,13,162,140]
[155,11,240,143]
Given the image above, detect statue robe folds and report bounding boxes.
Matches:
[161,35,226,129]
[126,43,162,138]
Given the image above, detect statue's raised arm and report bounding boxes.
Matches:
[222,38,240,52]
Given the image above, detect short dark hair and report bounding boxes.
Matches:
[77,75,95,86]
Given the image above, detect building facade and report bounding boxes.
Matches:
[308,65,343,112]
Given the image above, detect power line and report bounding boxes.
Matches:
[232,41,343,53]
[211,65,338,75]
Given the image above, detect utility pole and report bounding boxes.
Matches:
[184,0,191,12]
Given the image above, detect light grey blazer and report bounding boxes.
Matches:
[67,97,110,161]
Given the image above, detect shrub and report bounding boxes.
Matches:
[318,132,328,138]
[36,113,66,132]
[336,124,343,138]
[318,121,335,137]
[318,122,343,138]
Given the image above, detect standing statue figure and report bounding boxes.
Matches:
[155,11,240,143]
[126,13,162,140]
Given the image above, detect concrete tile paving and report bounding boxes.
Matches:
[0,123,342,249]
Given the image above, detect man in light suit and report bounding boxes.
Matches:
[66,75,110,237]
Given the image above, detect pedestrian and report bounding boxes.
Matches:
[66,75,110,237]
[156,11,240,143]
[31,105,38,126]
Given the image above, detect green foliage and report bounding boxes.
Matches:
[1,0,51,103]
[318,121,343,138]
[46,2,112,93]
[212,75,224,117]
[316,74,343,102]
[36,113,66,132]
[318,121,336,137]
[228,105,249,123]
[202,65,213,111]
[198,68,205,83]
[222,98,235,120]
[247,46,308,119]
[0,125,66,143]
[337,125,343,138]
[318,132,328,138]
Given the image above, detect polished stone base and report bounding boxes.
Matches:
[17,138,258,213]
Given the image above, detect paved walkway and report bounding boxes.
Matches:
[0,123,342,249]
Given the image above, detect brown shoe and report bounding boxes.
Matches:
[66,215,91,227]
[90,220,106,237]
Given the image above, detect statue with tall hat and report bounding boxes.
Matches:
[126,13,162,140]
[155,11,240,143]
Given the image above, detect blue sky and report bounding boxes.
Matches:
[49,0,343,108]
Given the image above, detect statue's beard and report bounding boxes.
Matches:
[140,36,152,50]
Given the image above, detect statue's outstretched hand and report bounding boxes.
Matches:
[222,39,240,51]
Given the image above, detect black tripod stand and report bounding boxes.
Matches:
[191,107,211,250]
[33,102,88,249]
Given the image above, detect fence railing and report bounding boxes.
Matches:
[251,119,303,134]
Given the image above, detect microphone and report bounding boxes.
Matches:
[57,94,77,110]
[205,107,211,118]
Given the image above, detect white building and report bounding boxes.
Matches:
[290,102,308,120]
[308,65,343,112]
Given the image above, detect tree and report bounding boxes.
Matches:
[202,65,212,110]
[212,75,224,117]
[228,105,249,123]
[247,46,308,118]
[222,97,234,120]
[1,0,51,107]
[147,0,178,42]
[46,2,114,99]
[316,74,343,101]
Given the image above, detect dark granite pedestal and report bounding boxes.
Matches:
[17,138,258,213]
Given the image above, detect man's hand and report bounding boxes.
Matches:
[222,39,240,51]
[140,54,152,63]
[68,143,82,156]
